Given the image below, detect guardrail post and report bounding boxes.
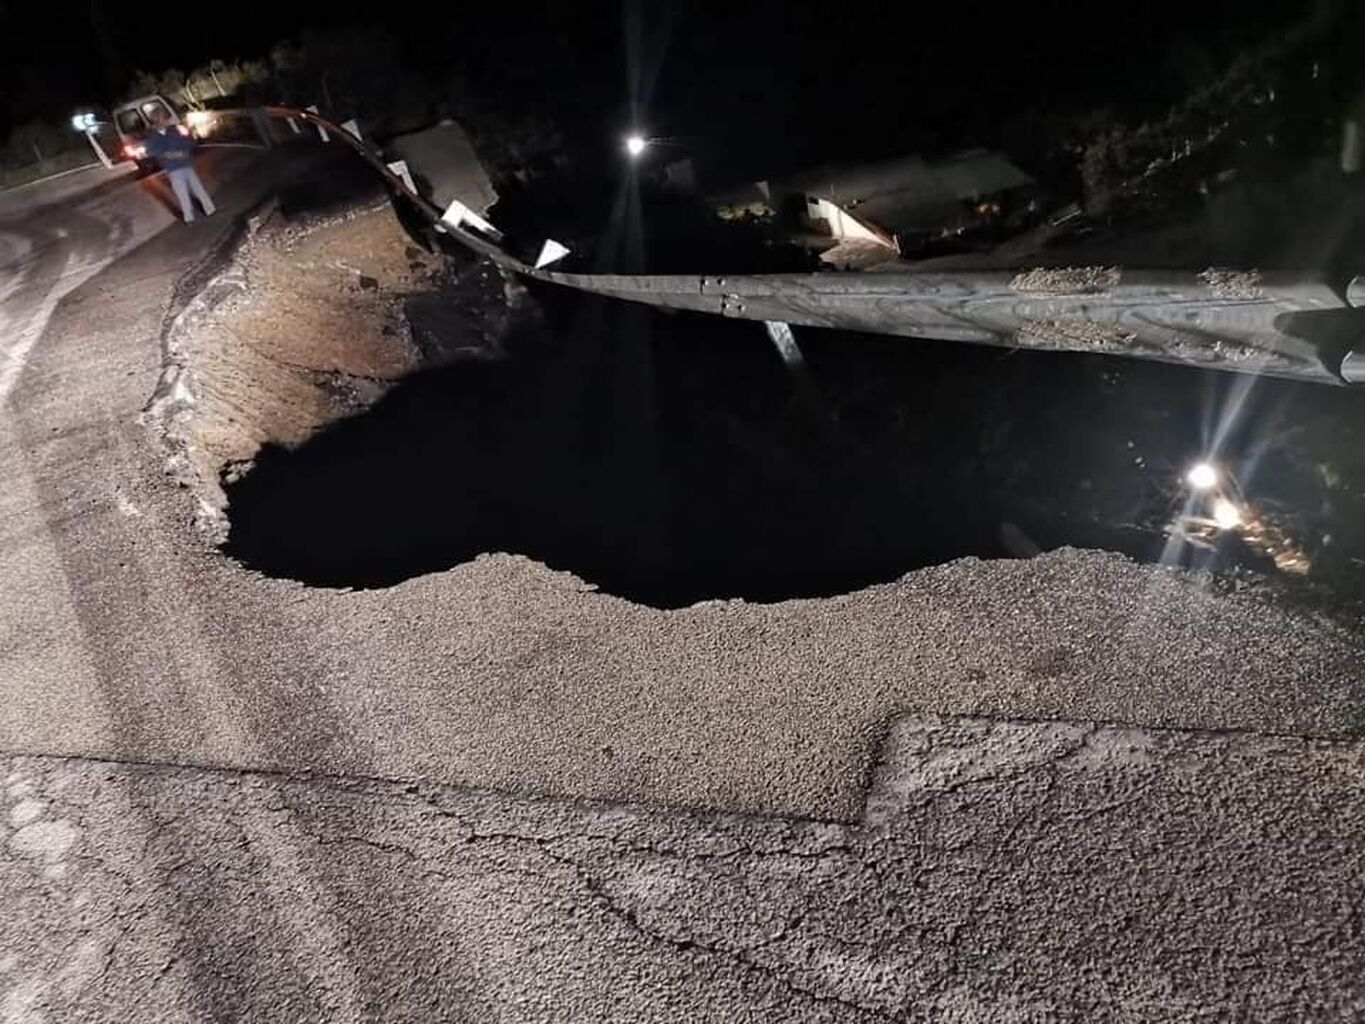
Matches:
[305,106,329,142]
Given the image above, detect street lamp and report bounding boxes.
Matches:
[622,133,692,162]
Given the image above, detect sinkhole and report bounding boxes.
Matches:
[221,283,1363,609]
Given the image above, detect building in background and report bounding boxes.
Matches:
[712,149,1037,267]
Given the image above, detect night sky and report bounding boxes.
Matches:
[0,0,1315,162]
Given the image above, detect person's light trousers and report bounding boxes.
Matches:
[167,166,216,223]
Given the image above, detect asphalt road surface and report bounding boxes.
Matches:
[3,718,1362,1021]
[1,146,1363,1019]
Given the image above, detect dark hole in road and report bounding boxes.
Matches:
[222,283,1365,609]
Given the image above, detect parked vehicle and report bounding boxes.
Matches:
[111,95,186,174]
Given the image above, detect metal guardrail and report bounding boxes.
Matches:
[532,268,1358,386]
[254,106,1365,387]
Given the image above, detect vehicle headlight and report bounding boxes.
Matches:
[185,111,215,136]
[1212,498,1243,531]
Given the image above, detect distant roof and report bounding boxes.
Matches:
[934,150,1034,198]
[765,149,1035,232]
[784,155,947,207]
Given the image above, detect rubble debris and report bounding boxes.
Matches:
[1199,267,1265,300]
[1009,266,1121,295]
[1015,317,1137,352]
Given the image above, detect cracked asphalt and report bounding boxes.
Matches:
[3,148,1365,1018]
[3,716,1363,1021]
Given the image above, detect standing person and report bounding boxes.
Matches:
[144,108,216,223]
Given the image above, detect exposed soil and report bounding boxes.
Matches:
[190,208,423,460]
[148,202,509,538]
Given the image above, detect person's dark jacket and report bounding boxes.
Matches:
[144,127,195,171]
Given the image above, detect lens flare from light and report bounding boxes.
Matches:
[625,134,647,158]
[1212,498,1242,530]
[1186,462,1218,491]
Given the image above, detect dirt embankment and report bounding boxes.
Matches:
[146,202,508,540]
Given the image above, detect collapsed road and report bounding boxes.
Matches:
[2,120,1364,1020]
